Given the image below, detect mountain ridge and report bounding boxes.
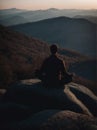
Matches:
[0,8,97,26]
[10,16,97,57]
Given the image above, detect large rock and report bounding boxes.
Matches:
[2,80,97,116]
[1,110,97,130]
[67,83,97,116]
[0,79,97,129]
[39,110,97,130]
[2,81,94,116]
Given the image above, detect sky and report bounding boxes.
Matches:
[0,0,97,10]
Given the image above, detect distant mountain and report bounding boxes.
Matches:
[0,8,29,26]
[0,15,29,26]
[10,17,97,57]
[0,25,96,90]
[0,8,27,15]
[0,8,97,26]
[74,15,97,24]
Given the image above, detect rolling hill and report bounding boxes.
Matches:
[0,25,49,86]
[74,15,97,24]
[10,17,97,57]
[0,15,29,26]
[0,8,27,15]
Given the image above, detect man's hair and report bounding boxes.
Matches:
[50,44,58,54]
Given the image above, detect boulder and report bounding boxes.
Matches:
[1,110,97,130]
[1,79,97,129]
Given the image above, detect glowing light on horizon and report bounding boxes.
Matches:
[0,0,97,10]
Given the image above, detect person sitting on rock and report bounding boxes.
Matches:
[38,44,73,88]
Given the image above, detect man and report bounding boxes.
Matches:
[39,44,72,88]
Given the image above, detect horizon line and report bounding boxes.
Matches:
[0,7,97,11]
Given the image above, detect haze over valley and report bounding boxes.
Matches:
[0,8,97,26]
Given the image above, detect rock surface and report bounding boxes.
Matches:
[39,110,97,130]
[0,79,97,129]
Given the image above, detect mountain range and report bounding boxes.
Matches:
[10,17,97,57]
[0,8,97,26]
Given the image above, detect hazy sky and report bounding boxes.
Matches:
[0,0,97,10]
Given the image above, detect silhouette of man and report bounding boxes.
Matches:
[39,44,72,88]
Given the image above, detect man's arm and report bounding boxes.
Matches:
[61,60,73,76]
[61,60,67,74]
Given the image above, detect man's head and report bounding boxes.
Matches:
[50,44,58,54]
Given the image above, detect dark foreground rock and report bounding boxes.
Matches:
[0,110,97,130]
[2,81,97,116]
[68,83,97,116]
[0,79,97,129]
[39,110,97,130]
[2,83,90,115]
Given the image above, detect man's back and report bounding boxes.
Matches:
[40,55,66,86]
[38,44,72,87]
